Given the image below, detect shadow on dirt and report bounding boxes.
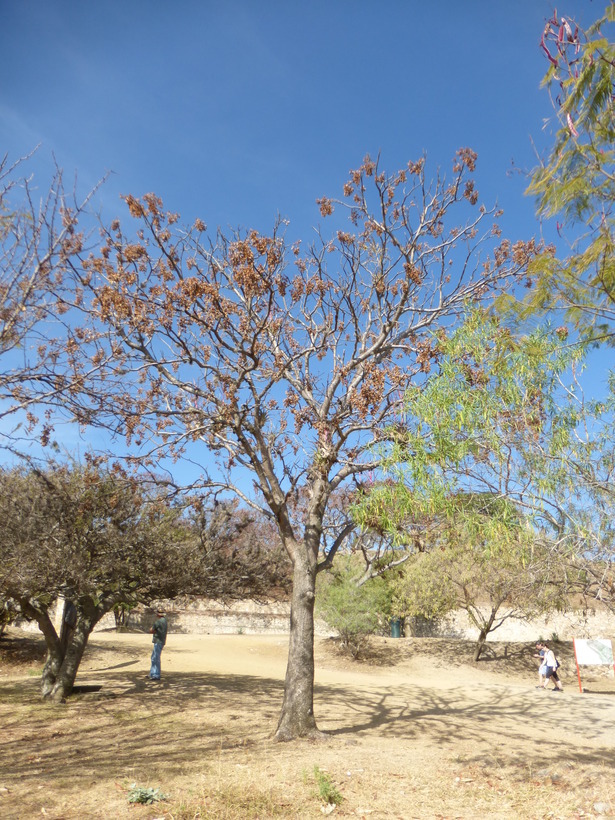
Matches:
[324,635,543,675]
[0,629,149,676]
[0,631,47,668]
[2,659,615,795]
[331,635,585,682]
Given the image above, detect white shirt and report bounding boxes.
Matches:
[544,648,557,668]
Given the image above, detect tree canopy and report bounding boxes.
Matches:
[0,460,288,700]
[517,4,615,343]
[355,309,615,617]
[392,504,566,661]
[0,154,105,454]
[47,151,537,739]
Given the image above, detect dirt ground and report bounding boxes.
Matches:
[1,628,615,819]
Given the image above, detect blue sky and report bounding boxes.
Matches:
[0,0,609,478]
[2,0,599,245]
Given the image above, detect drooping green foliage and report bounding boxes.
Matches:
[355,308,615,607]
[355,310,586,542]
[517,4,615,343]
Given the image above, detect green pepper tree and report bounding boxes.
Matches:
[513,4,615,343]
[354,311,613,628]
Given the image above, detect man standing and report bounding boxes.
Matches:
[148,608,168,681]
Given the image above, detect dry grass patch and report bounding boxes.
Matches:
[2,629,615,818]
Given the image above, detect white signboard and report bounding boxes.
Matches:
[573,638,614,666]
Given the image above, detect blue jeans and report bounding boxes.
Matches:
[150,641,163,679]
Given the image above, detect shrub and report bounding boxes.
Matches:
[317,565,392,658]
[127,784,168,804]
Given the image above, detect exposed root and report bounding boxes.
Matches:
[273,726,329,744]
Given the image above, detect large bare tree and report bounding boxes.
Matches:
[63,151,538,739]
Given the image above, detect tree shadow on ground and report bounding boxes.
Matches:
[3,672,614,820]
[0,629,146,675]
[86,658,140,672]
[3,654,615,795]
[0,631,47,667]
[356,636,586,681]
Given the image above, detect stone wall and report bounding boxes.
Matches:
[14,598,615,644]
[405,606,615,643]
[125,598,295,636]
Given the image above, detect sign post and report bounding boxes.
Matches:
[572,638,615,693]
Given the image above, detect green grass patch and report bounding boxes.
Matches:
[311,765,343,807]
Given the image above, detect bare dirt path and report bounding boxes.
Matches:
[1,630,615,819]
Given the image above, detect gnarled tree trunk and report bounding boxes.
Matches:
[41,632,63,697]
[472,608,497,662]
[22,597,106,701]
[47,615,95,702]
[19,600,63,696]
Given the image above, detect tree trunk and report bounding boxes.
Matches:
[274,550,320,742]
[18,600,63,697]
[21,597,105,701]
[472,608,497,662]
[41,643,64,696]
[48,616,94,702]
[473,628,488,662]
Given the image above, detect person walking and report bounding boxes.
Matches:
[538,641,563,692]
[148,608,168,681]
[534,642,547,688]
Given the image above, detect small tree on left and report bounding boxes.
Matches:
[0,460,216,702]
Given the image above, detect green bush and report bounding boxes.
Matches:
[316,563,393,658]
